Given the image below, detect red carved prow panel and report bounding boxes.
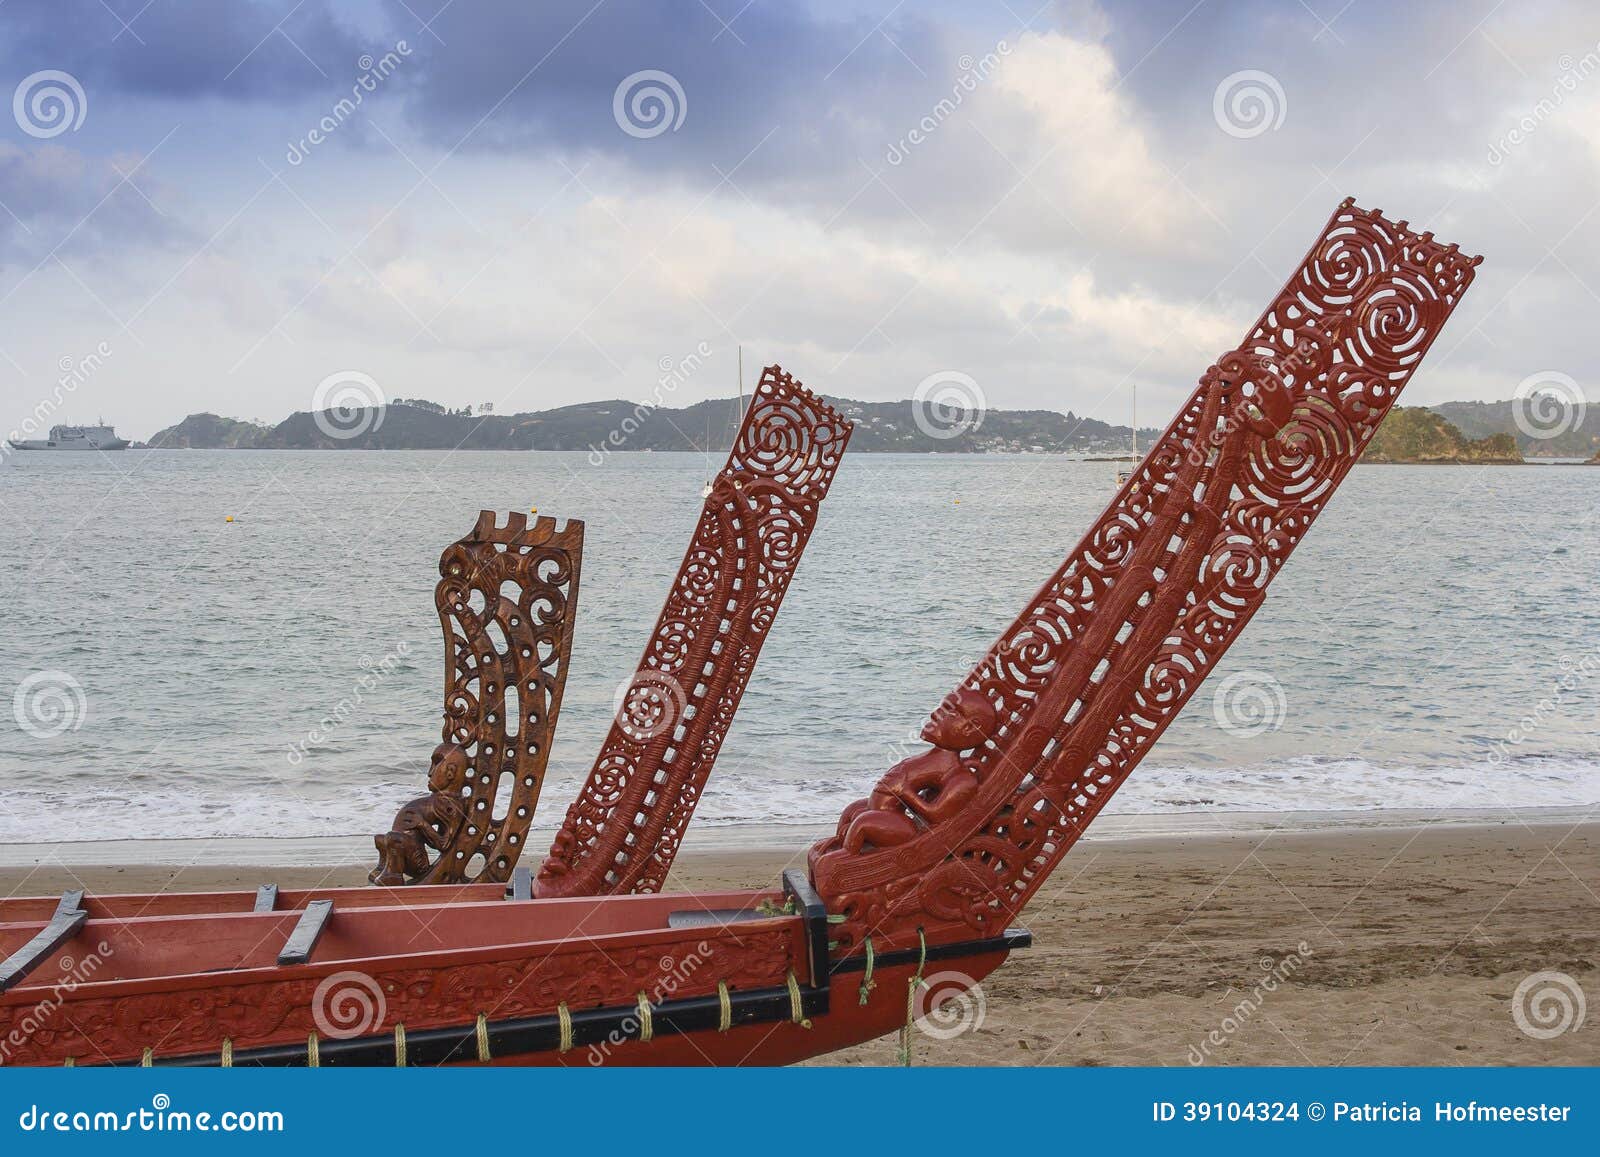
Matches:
[539,366,853,896]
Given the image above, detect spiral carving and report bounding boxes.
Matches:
[372,512,583,886]
[539,365,852,897]
[811,200,1481,951]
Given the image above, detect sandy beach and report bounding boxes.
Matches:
[5,818,1595,1066]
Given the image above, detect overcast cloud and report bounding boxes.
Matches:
[1,0,1596,436]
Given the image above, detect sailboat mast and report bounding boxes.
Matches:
[1131,383,1137,460]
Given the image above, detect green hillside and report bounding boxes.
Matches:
[1432,398,1598,459]
[1362,406,1522,464]
[146,413,271,448]
[143,397,1158,454]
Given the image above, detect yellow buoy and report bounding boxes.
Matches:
[225,515,234,523]
[530,505,538,514]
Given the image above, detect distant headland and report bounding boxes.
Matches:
[137,395,1597,464]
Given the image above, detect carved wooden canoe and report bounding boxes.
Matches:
[0,201,1478,1067]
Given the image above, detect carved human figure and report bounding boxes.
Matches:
[834,689,998,854]
[370,743,470,885]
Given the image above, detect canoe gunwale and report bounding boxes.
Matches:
[100,927,1031,1068]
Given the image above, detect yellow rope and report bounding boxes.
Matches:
[557,1002,573,1053]
[897,928,929,1066]
[786,969,811,1029]
[307,1033,320,1068]
[716,980,731,1032]
[140,1048,152,1068]
[858,936,876,1005]
[475,1013,491,1062]
[394,1023,407,1067]
[63,1057,75,1068]
[635,992,653,1042]
[221,1039,233,1068]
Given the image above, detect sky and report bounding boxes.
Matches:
[1,0,1597,439]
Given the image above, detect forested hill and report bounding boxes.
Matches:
[144,394,1591,461]
[146,396,1159,454]
[1361,406,1523,464]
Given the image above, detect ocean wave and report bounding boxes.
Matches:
[3,754,1596,845]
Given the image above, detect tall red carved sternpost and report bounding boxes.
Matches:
[810,200,1481,953]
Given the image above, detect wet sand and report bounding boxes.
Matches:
[5,818,1595,1066]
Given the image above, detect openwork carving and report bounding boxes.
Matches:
[811,200,1481,950]
[372,512,582,885]
[539,366,852,896]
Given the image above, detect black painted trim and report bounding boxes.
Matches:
[828,926,1031,977]
[781,869,830,987]
[146,981,829,1068]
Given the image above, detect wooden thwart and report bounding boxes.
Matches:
[277,899,333,966]
[0,890,87,993]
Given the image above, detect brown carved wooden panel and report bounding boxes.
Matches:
[539,367,852,896]
[810,200,1481,951]
[372,513,583,885]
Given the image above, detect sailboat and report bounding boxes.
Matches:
[1115,383,1137,487]
[702,347,746,499]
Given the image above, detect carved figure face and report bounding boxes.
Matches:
[427,743,469,792]
[920,689,997,751]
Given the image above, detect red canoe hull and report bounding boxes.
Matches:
[0,872,1020,1067]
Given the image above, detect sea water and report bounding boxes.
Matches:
[1,450,1596,850]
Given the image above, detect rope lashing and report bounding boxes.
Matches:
[858,936,876,1005]
[394,1023,407,1067]
[785,969,811,1029]
[307,1033,320,1068]
[557,1002,573,1053]
[635,992,654,1043]
[475,1013,491,1062]
[897,927,929,1067]
[221,1039,233,1068]
[63,1057,75,1068]
[141,1048,153,1068]
[717,981,732,1032]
